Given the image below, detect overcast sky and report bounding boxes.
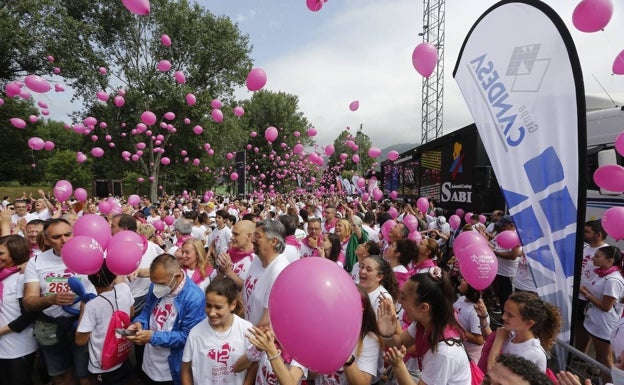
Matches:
[29,0,624,152]
[200,0,624,149]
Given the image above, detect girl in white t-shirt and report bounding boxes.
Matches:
[0,235,39,385]
[313,285,382,385]
[487,292,562,373]
[76,265,135,384]
[453,279,487,363]
[579,246,624,373]
[380,270,471,385]
[181,277,254,385]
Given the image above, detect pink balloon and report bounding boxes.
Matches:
[456,243,498,291]
[246,68,267,91]
[613,49,624,75]
[602,206,624,240]
[479,214,486,224]
[193,125,203,135]
[572,0,613,33]
[186,93,196,106]
[10,118,27,129]
[61,236,104,274]
[349,100,359,111]
[306,0,323,12]
[614,131,624,157]
[416,197,429,215]
[372,187,383,201]
[73,214,112,249]
[74,188,88,202]
[269,258,361,374]
[76,152,87,163]
[128,194,141,206]
[98,201,111,214]
[387,150,399,161]
[122,0,150,15]
[293,143,304,154]
[54,180,73,202]
[164,215,175,226]
[352,154,360,163]
[211,99,222,109]
[28,137,45,151]
[96,90,108,102]
[233,106,245,116]
[24,74,51,93]
[174,70,186,84]
[594,164,624,192]
[388,207,398,219]
[113,95,125,107]
[357,178,366,189]
[496,230,521,249]
[55,83,65,92]
[44,141,55,151]
[464,212,474,223]
[106,239,143,275]
[389,191,398,200]
[368,147,382,158]
[5,82,21,97]
[381,220,396,240]
[449,214,461,231]
[153,220,165,232]
[265,126,278,142]
[157,60,171,72]
[161,34,171,46]
[408,231,422,244]
[141,111,157,125]
[324,145,335,156]
[230,172,239,181]
[455,208,465,218]
[453,231,488,257]
[91,147,104,157]
[412,42,438,77]
[161,157,171,165]
[307,127,317,137]
[211,109,223,123]
[403,214,419,232]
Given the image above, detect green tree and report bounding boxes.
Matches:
[31,0,253,200]
[327,126,374,177]
[239,90,316,193]
[43,149,94,187]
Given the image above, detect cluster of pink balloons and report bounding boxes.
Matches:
[453,232,498,290]
[62,214,145,275]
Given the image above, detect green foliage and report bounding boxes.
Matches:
[327,127,374,177]
[43,149,94,187]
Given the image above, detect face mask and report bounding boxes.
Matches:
[153,275,176,298]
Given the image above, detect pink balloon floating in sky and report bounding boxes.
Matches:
[412,42,438,78]
[122,0,150,15]
[572,0,613,33]
[246,68,267,91]
[349,100,359,111]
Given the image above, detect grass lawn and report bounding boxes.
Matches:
[0,185,54,201]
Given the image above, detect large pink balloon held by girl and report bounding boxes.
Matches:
[269,258,362,373]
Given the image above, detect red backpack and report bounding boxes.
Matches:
[98,288,132,370]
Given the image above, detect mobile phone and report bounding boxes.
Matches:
[115,328,137,336]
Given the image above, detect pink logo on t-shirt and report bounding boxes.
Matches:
[208,343,232,365]
[152,303,173,329]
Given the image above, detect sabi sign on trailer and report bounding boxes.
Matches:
[454,0,586,343]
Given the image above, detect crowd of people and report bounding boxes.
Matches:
[0,190,618,385]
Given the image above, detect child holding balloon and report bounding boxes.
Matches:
[181,277,255,385]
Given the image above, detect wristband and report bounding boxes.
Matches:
[477,314,488,319]
[268,350,282,361]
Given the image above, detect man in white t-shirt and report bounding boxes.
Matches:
[573,219,608,351]
[10,199,37,236]
[492,216,522,309]
[243,220,290,327]
[23,218,96,385]
[206,210,232,259]
[217,219,256,289]
[300,218,322,258]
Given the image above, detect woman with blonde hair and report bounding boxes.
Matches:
[334,217,368,274]
[180,238,216,290]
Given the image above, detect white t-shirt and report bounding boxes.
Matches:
[420,340,471,385]
[10,212,37,235]
[24,249,96,318]
[243,254,290,325]
[367,285,392,314]
[362,224,379,243]
[501,336,547,372]
[34,208,52,221]
[583,271,624,340]
[453,296,485,362]
[299,239,317,259]
[493,240,519,277]
[231,254,254,282]
[579,243,608,300]
[513,253,537,292]
[284,244,301,264]
[191,224,208,241]
[182,315,253,385]
[207,226,232,254]
[314,333,380,385]
[126,241,164,299]
[0,273,38,359]
[76,283,134,373]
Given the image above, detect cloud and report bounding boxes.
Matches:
[234,9,256,24]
